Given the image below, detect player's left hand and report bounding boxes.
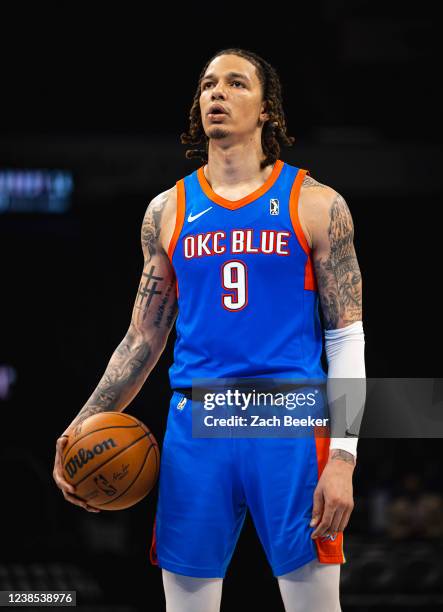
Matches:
[310,451,355,539]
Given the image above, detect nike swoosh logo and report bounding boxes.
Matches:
[187,206,213,222]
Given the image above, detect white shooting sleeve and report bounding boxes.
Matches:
[324,320,366,459]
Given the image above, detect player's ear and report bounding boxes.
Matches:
[259,100,270,123]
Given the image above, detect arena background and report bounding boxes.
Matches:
[1,3,442,610]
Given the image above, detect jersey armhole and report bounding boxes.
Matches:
[289,168,311,255]
[167,179,186,262]
[289,168,317,291]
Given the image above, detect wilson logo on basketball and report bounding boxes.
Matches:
[65,438,118,478]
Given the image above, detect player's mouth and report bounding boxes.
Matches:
[207,104,229,121]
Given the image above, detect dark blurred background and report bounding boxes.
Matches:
[1,2,442,610]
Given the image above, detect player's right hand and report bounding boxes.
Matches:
[53,435,100,513]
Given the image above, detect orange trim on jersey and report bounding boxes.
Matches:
[313,426,346,564]
[167,179,186,262]
[289,168,310,256]
[197,160,285,210]
[149,515,158,566]
[304,254,318,291]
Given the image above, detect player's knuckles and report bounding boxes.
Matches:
[53,471,66,487]
[53,473,64,489]
[327,495,342,506]
[339,500,353,514]
[61,484,77,498]
[328,494,352,508]
[318,518,333,531]
[62,491,77,504]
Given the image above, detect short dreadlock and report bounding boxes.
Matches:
[180,48,295,170]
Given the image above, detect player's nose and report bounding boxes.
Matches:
[211,82,228,100]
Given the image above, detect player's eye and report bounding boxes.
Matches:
[232,81,244,87]
[202,82,213,89]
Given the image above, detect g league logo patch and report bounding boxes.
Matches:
[269,198,279,215]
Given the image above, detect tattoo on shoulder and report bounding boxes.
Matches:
[302,175,328,189]
[314,193,362,329]
[141,190,170,262]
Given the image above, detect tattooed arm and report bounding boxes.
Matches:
[53,187,178,510]
[301,176,363,329]
[300,176,364,467]
[62,187,178,435]
[303,177,364,537]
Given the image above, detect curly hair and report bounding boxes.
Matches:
[180,48,295,170]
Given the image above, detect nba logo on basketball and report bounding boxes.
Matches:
[269,199,279,215]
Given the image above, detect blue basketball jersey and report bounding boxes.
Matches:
[167,160,326,389]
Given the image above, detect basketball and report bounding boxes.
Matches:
[62,412,160,511]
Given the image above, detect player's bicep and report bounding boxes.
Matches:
[311,191,363,329]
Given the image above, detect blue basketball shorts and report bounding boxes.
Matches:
[149,390,345,578]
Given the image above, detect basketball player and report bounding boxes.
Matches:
[53,48,365,612]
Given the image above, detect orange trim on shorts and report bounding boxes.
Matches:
[167,179,186,263]
[197,160,285,210]
[313,426,346,564]
[149,515,158,566]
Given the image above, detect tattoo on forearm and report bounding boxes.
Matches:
[314,193,362,329]
[71,327,152,428]
[330,449,356,466]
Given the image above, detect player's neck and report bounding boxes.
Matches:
[205,141,272,191]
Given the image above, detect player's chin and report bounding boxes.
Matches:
[207,126,231,140]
